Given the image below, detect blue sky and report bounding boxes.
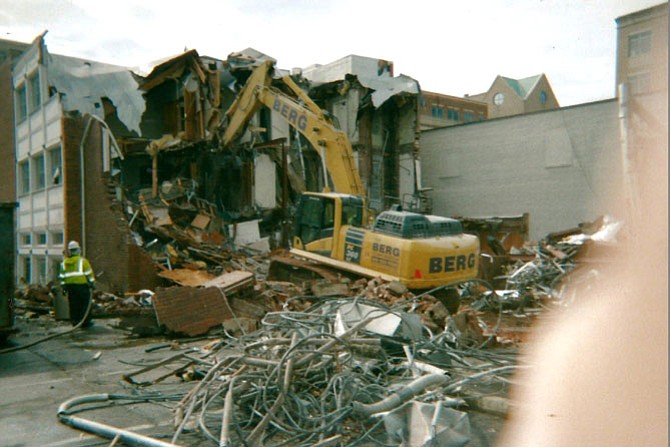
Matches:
[0,0,663,106]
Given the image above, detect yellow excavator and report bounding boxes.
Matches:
[220,60,480,302]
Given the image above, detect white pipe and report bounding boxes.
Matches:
[351,373,449,417]
[58,394,186,447]
[219,378,235,447]
[78,116,95,255]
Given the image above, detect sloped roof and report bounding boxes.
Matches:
[502,75,543,99]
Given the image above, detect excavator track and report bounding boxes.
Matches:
[268,252,346,284]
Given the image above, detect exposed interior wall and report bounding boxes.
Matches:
[421,100,623,240]
[254,153,276,209]
[397,98,419,205]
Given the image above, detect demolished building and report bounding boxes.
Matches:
[8,36,424,294]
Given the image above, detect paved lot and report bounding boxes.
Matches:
[0,316,209,447]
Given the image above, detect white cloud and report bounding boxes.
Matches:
[0,0,662,105]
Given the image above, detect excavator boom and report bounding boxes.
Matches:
[221,60,364,196]
[220,60,480,294]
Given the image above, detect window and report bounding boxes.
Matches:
[35,256,47,284]
[628,31,651,57]
[437,106,444,119]
[51,231,64,245]
[20,233,31,246]
[18,160,30,195]
[16,83,27,121]
[540,91,547,104]
[32,153,45,191]
[21,256,31,285]
[48,146,62,185]
[28,71,41,111]
[447,107,459,121]
[493,92,505,106]
[36,232,47,245]
[295,195,336,245]
[463,110,475,123]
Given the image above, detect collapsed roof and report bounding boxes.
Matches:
[44,49,145,135]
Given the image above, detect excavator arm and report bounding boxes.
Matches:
[220,60,365,196]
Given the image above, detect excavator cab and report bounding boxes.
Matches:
[292,193,365,254]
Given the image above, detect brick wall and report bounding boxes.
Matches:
[62,114,162,293]
[153,286,232,336]
[0,58,15,202]
[62,114,85,245]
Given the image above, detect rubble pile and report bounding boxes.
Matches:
[122,297,522,447]
[94,290,155,316]
[10,217,625,446]
[473,216,622,315]
[125,179,256,280]
[14,284,55,313]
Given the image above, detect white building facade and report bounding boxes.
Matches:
[13,43,65,285]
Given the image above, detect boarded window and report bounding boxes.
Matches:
[628,72,652,95]
[628,31,651,57]
[544,129,573,168]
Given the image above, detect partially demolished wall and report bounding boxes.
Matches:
[62,114,162,293]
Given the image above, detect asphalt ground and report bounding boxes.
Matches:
[0,316,211,447]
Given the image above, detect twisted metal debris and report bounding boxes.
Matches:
[118,292,523,447]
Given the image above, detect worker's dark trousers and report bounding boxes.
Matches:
[65,284,92,327]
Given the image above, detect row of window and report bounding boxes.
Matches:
[15,69,43,122]
[19,230,64,247]
[18,146,62,195]
[18,254,62,286]
[430,105,484,123]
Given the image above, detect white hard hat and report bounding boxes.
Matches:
[68,240,80,251]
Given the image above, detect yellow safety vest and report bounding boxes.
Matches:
[59,255,95,286]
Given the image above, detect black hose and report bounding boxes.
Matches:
[0,292,94,355]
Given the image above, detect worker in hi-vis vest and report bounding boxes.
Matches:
[58,240,96,327]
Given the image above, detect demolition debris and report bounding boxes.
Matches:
[10,216,622,446]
